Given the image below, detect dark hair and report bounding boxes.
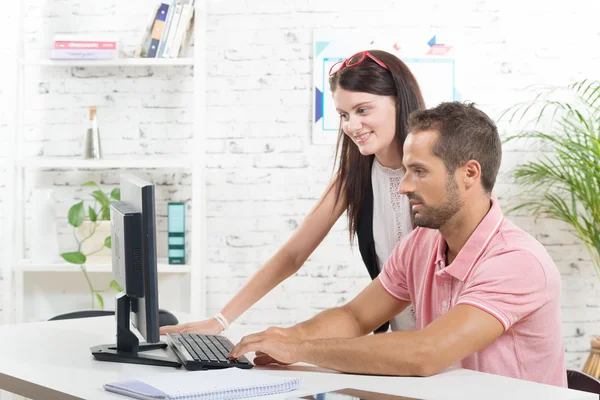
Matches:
[408,101,502,193]
[329,50,425,240]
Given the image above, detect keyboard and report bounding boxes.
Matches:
[166,333,253,371]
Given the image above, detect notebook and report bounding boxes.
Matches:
[103,367,301,400]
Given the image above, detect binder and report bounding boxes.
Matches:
[168,202,186,264]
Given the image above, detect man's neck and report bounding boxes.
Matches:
[440,195,492,264]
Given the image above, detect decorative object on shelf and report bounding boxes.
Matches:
[30,188,60,263]
[60,181,122,308]
[84,106,102,159]
[503,80,600,376]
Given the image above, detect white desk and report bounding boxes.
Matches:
[0,316,595,400]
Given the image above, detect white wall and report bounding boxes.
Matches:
[2,0,600,370]
[0,0,20,316]
[8,1,195,317]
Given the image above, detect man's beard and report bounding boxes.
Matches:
[408,176,463,229]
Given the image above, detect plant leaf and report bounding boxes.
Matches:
[111,188,121,201]
[61,251,86,264]
[502,80,600,276]
[88,206,97,222]
[96,293,104,310]
[101,205,111,220]
[68,201,85,228]
[82,181,99,188]
[110,279,123,292]
[91,190,110,208]
[104,235,112,249]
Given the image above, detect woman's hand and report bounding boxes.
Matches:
[159,318,224,335]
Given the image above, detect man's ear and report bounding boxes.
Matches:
[462,160,482,187]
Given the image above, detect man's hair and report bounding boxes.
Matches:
[408,102,501,193]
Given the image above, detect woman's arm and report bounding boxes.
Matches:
[160,178,347,334]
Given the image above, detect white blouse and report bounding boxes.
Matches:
[371,158,416,331]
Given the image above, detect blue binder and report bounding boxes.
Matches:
[168,202,185,264]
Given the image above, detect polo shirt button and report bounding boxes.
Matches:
[442,300,448,308]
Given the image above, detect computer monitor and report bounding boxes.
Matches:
[90,173,180,368]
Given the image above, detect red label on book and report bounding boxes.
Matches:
[54,41,117,49]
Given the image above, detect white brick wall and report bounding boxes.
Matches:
[202,0,600,372]
[3,0,600,371]
[0,1,19,317]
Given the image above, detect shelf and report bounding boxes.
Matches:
[13,260,191,273]
[17,157,192,169]
[20,58,194,67]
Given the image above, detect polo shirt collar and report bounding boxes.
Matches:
[437,198,504,281]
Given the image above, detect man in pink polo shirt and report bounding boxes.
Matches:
[230,102,566,387]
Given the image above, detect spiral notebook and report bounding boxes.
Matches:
[103,368,301,400]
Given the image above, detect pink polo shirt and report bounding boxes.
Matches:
[379,199,566,387]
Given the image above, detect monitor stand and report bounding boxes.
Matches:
[90,293,181,368]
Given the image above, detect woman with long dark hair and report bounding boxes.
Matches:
[162,50,425,335]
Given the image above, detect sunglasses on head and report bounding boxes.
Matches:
[328,51,389,76]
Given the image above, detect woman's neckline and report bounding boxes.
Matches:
[374,158,405,177]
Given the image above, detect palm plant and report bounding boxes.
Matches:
[503,80,600,275]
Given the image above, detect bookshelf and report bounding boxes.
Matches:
[13,260,191,273]
[20,57,195,67]
[12,259,192,326]
[17,157,193,169]
[4,2,207,324]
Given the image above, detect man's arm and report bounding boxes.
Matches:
[230,281,503,376]
[289,279,410,340]
[297,303,503,376]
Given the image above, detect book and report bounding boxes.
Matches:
[169,0,194,58]
[147,3,170,58]
[54,33,119,43]
[55,41,117,50]
[51,34,120,59]
[135,2,161,57]
[157,0,177,57]
[161,0,183,58]
[103,368,301,400]
[50,49,118,60]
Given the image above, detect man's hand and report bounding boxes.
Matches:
[229,327,303,366]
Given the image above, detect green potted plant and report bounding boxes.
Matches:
[60,181,122,309]
[502,80,600,275]
[503,80,600,376]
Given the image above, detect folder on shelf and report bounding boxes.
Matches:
[103,368,300,400]
[168,202,185,264]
